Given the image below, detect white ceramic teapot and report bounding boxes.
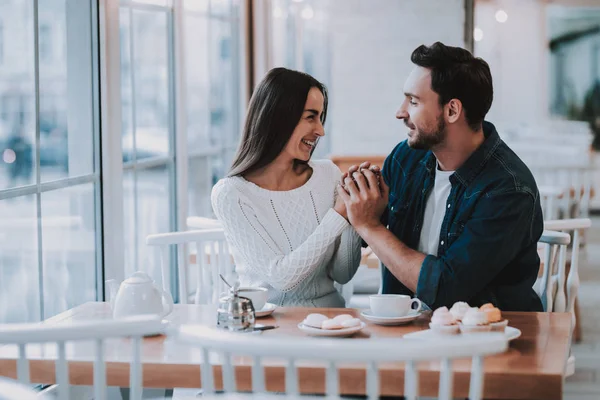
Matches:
[106,271,174,319]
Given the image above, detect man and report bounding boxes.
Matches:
[338,42,543,311]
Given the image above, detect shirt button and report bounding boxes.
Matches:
[447,204,451,209]
[440,240,445,245]
[391,206,395,211]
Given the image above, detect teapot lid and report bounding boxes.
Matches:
[124,271,153,284]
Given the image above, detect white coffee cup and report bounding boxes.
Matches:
[369,294,422,317]
[237,287,268,311]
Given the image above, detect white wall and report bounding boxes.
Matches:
[474,0,549,127]
[325,0,466,156]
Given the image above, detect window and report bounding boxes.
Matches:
[184,0,244,218]
[0,21,4,65]
[0,0,101,322]
[119,1,175,288]
[39,23,53,63]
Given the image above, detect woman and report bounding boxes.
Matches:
[211,68,361,307]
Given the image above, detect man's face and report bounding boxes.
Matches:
[396,66,446,150]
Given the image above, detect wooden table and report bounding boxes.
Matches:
[0,302,572,399]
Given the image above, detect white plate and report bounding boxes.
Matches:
[360,310,422,326]
[255,303,277,318]
[403,326,522,341]
[297,321,366,337]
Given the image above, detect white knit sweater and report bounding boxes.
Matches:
[211,159,362,307]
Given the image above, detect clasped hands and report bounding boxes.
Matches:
[334,161,389,232]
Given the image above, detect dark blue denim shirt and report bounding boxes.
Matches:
[380,121,544,311]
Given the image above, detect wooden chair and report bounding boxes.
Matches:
[0,316,163,400]
[173,324,508,400]
[146,229,234,305]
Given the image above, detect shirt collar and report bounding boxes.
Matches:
[419,121,501,186]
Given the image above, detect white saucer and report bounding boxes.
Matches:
[403,326,522,341]
[255,303,277,318]
[360,310,422,326]
[297,321,366,337]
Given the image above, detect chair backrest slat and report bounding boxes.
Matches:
[468,355,485,400]
[404,360,418,400]
[130,336,143,400]
[286,358,298,395]
[93,339,106,400]
[540,243,552,311]
[567,229,581,320]
[251,355,264,394]
[56,341,69,400]
[211,241,220,304]
[201,347,215,394]
[366,361,378,399]
[195,240,205,305]
[222,352,236,392]
[554,244,568,312]
[17,343,29,384]
[438,358,453,400]
[326,361,338,397]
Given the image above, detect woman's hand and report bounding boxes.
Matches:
[334,188,348,220]
[342,162,382,190]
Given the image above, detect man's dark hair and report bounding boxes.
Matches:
[411,42,493,131]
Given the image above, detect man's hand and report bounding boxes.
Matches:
[337,167,389,232]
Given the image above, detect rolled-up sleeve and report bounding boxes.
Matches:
[416,191,538,309]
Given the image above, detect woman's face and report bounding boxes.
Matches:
[282,87,325,162]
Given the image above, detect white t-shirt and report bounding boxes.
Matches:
[418,165,454,256]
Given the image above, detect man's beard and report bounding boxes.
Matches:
[408,114,446,150]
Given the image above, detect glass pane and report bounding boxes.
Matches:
[188,155,212,217]
[122,0,170,5]
[185,14,211,152]
[0,1,36,190]
[209,0,231,17]
[123,167,171,285]
[138,166,171,288]
[0,196,40,322]
[120,8,135,162]
[41,184,98,319]
[123,170,137,277]
[184,0,209,13]
[209,19,233,148]
[38,0,94,182]
[133,0,169,6]
[132,10,170,161]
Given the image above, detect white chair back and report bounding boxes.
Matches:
[146,229,234,305]
[543,218,591,330]
[536,230,570,313]
[174,325,508,400]
[0,316,162,400]
[186,216,223,230]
